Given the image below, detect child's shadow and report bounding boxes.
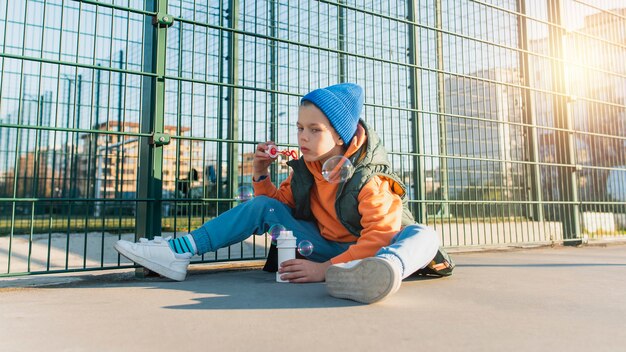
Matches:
[156,269,362,310]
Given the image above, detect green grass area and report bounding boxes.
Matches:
[3,216,624,236]
[2,215,525,235]
[588,230,626,237]
[0,216,212,235]
[424,215,534,224]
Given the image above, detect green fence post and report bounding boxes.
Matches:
[547,0,581,242]
[226,0,240,205]
[137,0,171,276]
[517,0,544,222]
[337,0,346,82]
[435,0,450,217]
[216,1,227,211]
[407,0,425,223]
[269,0,278,182]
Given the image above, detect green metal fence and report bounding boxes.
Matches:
[1,0,624,276]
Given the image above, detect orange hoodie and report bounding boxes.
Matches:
[253,124,404,264]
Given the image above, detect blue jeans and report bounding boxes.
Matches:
[190,196,439,278]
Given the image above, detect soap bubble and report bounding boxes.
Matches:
[322,156,354,183]
[268,224,286,244]
[297,240,314,257]
[234,185,254,202]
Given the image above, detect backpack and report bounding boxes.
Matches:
[411,247,455,277]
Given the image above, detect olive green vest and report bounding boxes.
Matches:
[286,121,416,237]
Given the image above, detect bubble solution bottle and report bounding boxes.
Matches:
[276,230,297,283]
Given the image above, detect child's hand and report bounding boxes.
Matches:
[278,259,331,283]
[252,141,276,179]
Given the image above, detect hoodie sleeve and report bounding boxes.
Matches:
[252,173,296,208]
[330,175,403,264]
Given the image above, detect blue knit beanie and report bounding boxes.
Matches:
[301,83,364,143]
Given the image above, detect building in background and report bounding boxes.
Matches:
[444,68,525,204]
[78,122,207,216]
[529,7,626,204]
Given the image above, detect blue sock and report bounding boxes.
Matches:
[168,234,197,255]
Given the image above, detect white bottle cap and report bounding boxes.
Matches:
[278,230,295,239]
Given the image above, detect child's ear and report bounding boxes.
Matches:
[337,138,344,146]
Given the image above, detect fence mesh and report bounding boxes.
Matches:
[1,0,624,276]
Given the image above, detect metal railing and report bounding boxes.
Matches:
[1,0,624,276]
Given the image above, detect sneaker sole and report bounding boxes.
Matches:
[114,241,187,281]
[326,258,399,304]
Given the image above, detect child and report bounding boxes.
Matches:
[115,83,448,304]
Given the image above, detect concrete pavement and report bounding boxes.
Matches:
[1,243,625,352]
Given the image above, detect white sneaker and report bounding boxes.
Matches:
[325,257,401,304]
[114,237,191,281]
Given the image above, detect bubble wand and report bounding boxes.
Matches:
[265,144,298,159]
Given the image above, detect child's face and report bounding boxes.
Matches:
[297,104,345,163]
